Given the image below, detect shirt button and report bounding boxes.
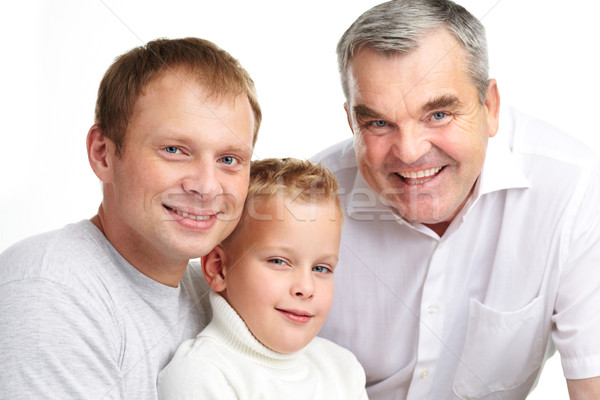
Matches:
[420,369,430,379]
[427,304,439,314]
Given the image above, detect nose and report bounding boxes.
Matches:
[391,124,432,164]
[181,161,222,200]
[291,269,315,299]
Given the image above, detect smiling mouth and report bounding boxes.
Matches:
[395,166,445,185]
[164,205,212,221]
[276,308,313,323]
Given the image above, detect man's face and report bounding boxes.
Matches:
[104,70,254,269]
[219,197,341,354]
[345,28,499,235]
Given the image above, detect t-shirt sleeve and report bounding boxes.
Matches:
[553,163,600,379]
[0,279,122,399]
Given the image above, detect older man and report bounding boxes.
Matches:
[314,1,600,399]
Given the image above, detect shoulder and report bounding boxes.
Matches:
[501,105,598,168]
[0,220,112,284]
[495,106,600,212]
[158,337,238,398]
[304,337,367,397]
[165,334,235,372]
[306,336,365,372]
[311,138,357,173]
[0,220,126,328]
[311,139,361,194]
[159,353,235,399]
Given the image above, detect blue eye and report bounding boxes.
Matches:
[432,112,446,120]
[312,265,330,274]
[268,258,287,266]
[373,120,387,127]
[165,146,180,154]
[221,156,237,165]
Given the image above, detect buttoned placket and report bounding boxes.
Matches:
[405,237,449,399]
[399,195,482,400]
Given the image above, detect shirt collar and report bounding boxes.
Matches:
[477,132,530,197]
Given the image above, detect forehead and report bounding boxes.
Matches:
[347,29,476,107]
[138,69,237,110]
[124,69,253,142]
[221,196,342,266]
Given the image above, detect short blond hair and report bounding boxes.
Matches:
[248,158,339,203]
[223,158,341,246]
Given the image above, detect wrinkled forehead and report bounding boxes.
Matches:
[346,32,471,102]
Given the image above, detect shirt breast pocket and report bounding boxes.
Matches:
[452,296,547,399]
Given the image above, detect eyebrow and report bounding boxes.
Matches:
[352,104,387,121]
[420,94,462,113]
[352,94,462,122]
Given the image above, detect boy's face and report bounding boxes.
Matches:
[219,196,342,354]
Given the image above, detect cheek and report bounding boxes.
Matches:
[437,123,488,165]
[228,266,272,300]
[318,281,335,311]
[122,160,172,197]
[225,279,257,314]
[454,113,488,142]
[356,135,388,167]
[221,173,250,202]
[112,164,149,204]
[455,137,487,173]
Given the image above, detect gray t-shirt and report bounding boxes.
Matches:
[0,220,212,399]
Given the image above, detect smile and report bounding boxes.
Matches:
[164,205,212,221]
[396,166,444,184]
[276,308,313,323]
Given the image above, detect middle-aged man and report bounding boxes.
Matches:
[313,1,600,399]
[0,38,260,399]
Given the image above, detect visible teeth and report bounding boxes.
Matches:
[173,209,210,221]
[399,167,443,179]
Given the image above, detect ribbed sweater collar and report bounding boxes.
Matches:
[200,291,308,376]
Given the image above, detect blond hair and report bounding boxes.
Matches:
[223,158,342,246]
[248,158,339,203]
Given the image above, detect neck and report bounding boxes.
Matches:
[424,221,451,237]
[91,206,187,287]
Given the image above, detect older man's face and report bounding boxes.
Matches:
[345,28,499,236]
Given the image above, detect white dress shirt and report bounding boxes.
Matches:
[313,106,600,400]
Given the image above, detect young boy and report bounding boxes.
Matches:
[158,158,368,399]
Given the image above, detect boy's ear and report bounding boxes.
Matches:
[201,245,227,292]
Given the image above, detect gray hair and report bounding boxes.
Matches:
[337,0,489,104]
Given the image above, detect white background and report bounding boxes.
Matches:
[2,1,599,397]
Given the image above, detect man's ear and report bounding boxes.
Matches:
[344,102,355,135]
[201,245,227,292]
[87,124,115,183]
[484,79,501,138]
